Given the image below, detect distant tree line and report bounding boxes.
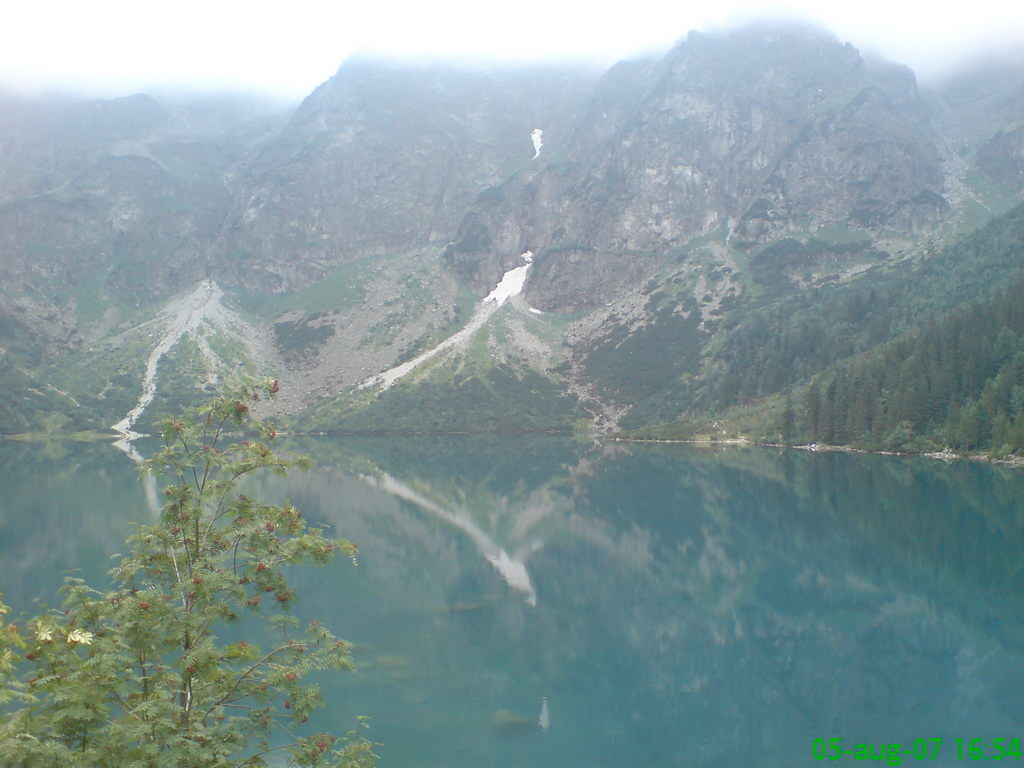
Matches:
[792,278,1024,454]
[706,203,1024,414]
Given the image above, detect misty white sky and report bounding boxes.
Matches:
[2,0,1023,100]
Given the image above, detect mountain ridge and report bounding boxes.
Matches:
[2,22,1023,447]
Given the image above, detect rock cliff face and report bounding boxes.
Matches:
[2,23,1023,433]
[451,25,950,312]
[1,155,227,292]
[215,59,597,294]
[0,93,169,203]
[0,93,281,356]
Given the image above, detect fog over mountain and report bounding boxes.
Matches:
[3,2,1024,98]
[2,21,1023,450]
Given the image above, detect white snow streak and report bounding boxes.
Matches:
[110,279,252,443]
[530,128,544,159]
[483,251,532,304]
[365,252,534,390]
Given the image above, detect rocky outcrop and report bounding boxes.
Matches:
[736,61,948,239]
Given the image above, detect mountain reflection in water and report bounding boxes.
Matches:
[1,436,1022,767]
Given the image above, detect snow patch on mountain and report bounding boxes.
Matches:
[531,129,544,159]
[365,252,534,390]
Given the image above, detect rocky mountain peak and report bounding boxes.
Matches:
[445,22,949,312]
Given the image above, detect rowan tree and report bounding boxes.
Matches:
[0,380,376,768]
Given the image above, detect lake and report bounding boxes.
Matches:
[2,436,1023,766]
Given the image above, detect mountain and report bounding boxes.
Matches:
[1,22,1023,448]
[215,59,597,294]
[453,24,947,309]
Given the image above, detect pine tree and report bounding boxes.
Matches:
[780,392,795,445]
[805,379,822,442]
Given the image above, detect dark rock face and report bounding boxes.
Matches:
[977,126,1024,193]
[2,26,1016,309]
[215,59,597,293]
[737,66,948,239]
[0,93,170,203]
[0,155,228,298]
[0,92,277,355]
[569,26,878,247]
[529,247,659,313]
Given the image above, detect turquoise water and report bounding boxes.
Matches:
[2,437,1023,766]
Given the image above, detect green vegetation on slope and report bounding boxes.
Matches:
[0,355,88,434]
[794,278,1024,453]
[299,320,581,434]
[303,363,579,434]
[702,202,1024,411]
[619,203,1024,453]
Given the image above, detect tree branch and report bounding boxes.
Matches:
[200,643,302,722]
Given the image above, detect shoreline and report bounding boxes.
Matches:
[602,434,1024,467]
[3,429,1021,468]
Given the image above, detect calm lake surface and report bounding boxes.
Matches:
[2,436,1023,766]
